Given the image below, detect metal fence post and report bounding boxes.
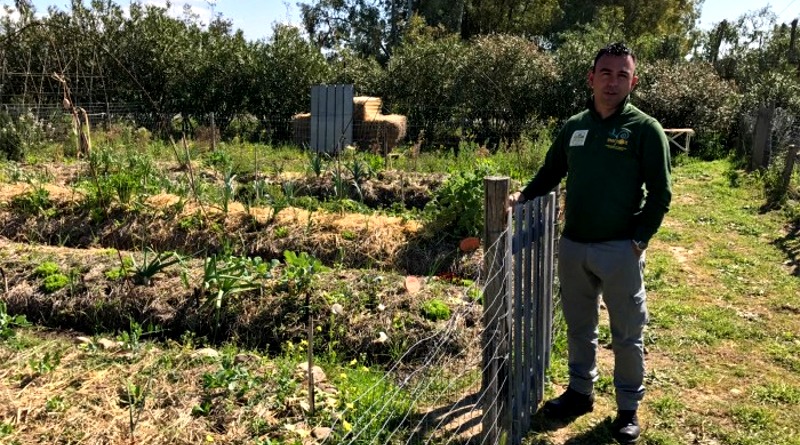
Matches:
[483,176,510,445]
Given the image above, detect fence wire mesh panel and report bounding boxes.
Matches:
[482,177,557,445]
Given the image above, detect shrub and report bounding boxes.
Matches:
[634,60,742,157]
[424,162,493,239]
[384,30,467,147]
[0,111,24,161]
[454,34,559,147]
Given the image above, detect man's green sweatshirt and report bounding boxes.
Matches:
[521,100,672,244]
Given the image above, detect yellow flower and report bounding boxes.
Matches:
[343,420,352,432]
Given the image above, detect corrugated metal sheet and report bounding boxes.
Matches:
[310,85,354,154]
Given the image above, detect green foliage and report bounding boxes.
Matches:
[201,255,273,332]
[279,251,328,294]
[41,274,70,294]
[29,350,62,374]
[0,301,30,340]
[420,299,451,321]
[9,185,54,217]
[130,249,183,286]
[384,30,467,146]
[635,60,741,157]
[455,34,559,147]
[34,261,61,278]
[387,32,557,147]
[0,110,51,161]
[33,261,71,294]
[424,162,493,239]
[204,149,233,171]
[334,364,413,444]
[249,25,330,137]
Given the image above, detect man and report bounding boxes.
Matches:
[508,42,671,444]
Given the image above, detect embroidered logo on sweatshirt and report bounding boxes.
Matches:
[570,130,588,146]
[606,128,631,151]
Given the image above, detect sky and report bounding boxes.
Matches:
[1,0,799,42]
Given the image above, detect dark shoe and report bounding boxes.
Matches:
[611,410,640,444]
[542,387,594,418]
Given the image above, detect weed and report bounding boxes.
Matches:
[45,396,66,412]
[0,422,13,437]
[420,299,451,321]
[333,365,413,444]
[0,301,30,340]
[41,273,69,293]
[10,185,54,217]
[274,226,289,238]
[753,382,800,405]
[129,249,184,286]
[731,405,773,432]
[201,255,272,334]
[29,350,62,374]
[33,261,60,278]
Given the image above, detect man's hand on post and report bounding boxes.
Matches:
[507,191,524,213]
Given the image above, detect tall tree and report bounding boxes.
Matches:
[299,0,408,62]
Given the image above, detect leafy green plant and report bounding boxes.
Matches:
[420,298,451,321]
[308,152,327,177]
[279,251,327,293]
[29,350,62,374]
[45,396,67,412]
[41,273,69,294]
[205,149,232,171]
[130,249,183,285]
[424,162,493,238]
[10,185,55,217]
[274,226,289,238]
[0,301,30,340]
[34,261,60,278]
[201,255,273,333]
[222,169,237,214]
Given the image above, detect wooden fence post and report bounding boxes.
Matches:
[483,176,510,445]
[780,144,800,196]
[210,112,216,152]
[751,105,774,171]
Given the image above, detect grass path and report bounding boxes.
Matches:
[532,159,800,444]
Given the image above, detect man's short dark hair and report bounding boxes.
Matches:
[592,42,636,71]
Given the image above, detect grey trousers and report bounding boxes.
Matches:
[558,236,648,411]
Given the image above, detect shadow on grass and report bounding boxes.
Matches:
[772,220,800,277]
[404,392,482,445]
[528,409,618,445]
